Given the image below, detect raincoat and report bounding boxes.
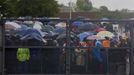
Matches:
[92,40,103,62]
[17,48,30,62]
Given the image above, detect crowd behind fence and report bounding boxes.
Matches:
[0,19,134,75]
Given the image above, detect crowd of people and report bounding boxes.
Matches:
[4,19,130,74]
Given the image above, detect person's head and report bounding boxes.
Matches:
[105,36,109,40]
[119,36,122,39]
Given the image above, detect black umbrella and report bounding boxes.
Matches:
[42,25,54,32]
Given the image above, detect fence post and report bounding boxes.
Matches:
[0,20,3,75]
[65,19,71,75]
[106,48,109,75]
[130,23,134,75]
[0,19,5,75]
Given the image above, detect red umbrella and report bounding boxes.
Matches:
[95,28,106,32]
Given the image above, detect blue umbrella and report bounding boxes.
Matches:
[78,32,93,42]
[72,21,84,27]
[42,25,54,32]
[53,28,66,34]
[20,33,44,42]
[78,23,97,31]
[20,24,28,30]
[101,17,109,20]
[47,21,58,26]
[19,28,42,37]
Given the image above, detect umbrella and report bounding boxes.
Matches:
[78,23,97,31]
[23,21,34,25]
[20,33,46,43]
[101,17,109,24]
[95,28,106,32]
[47,31,58,37]
[42,25,54,32]
[33,21,43,30]
[5,22,21,30]
[53,28,66,34]
[72,21,84,26]
[86,35,101,40]
[101,18,109,20]
[56,34,67,40]
[97,31,114,39]
[19,28,43,37]
[56,33,77,40]
[78,32,93,42]
[48,21,58,26]
[55,22,66,28]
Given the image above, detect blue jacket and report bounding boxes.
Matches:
[92,41,103,62]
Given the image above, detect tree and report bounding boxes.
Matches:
[16,0,59,17]
[76,0,93,12]
[120,9,129,13]
[99,6,109,12]
[98,6,110,18]
[5,0,18,16]
[0,0,11,17]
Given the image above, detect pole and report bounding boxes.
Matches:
[69,0,72,19]
[130,23,134,75]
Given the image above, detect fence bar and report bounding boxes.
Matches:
[130,23,134,75]
[1,20,5,75]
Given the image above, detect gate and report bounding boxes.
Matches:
[0,18,134,75]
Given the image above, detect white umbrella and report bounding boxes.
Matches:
[97,31,114,39]
[55,22,66,28]
[33,21,43,30]
[5,22,21,29]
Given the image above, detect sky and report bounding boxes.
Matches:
[56,0,134,10]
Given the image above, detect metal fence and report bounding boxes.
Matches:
[0,19,134,75]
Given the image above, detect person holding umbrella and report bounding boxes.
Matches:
[102,37,111,48]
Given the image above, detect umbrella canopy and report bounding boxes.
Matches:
[97,31,114,39]
[101,17,109,20]
[46,31,58,37]
[86,35,101,40]
[33,21,43,30]
[56,33,77,40]
[19,28,43,37]
[23,21,34,25]
[72,21,84,26]
[55,22,66,28]
[78,32,93,42]
[42,25,54,32]
[5,22,21,30]
[56,34,67,40]
[101,17,109,24]
[20,33,46,43]
[78,23,97,31]
[95,28,106,32]
[48,21,58,26]
[53,28,66,34]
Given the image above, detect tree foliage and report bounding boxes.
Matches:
[99,6,109,12]
[0,0,10,17]
[0,0,59,17]
[76,0,93,12]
